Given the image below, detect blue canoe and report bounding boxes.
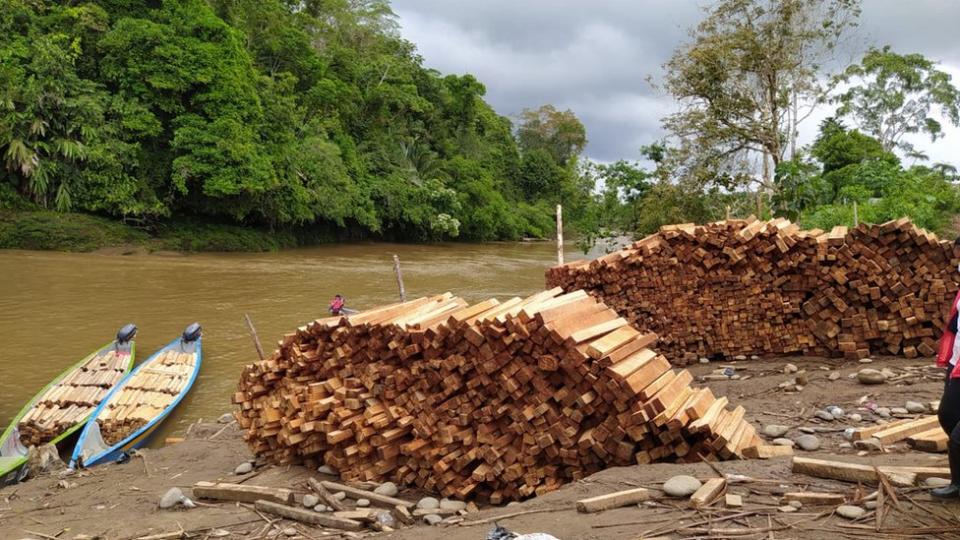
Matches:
[70,323,202,468]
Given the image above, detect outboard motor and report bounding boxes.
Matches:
[116,323,137,344]
[182,322,202,342]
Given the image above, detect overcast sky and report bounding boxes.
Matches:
[392,0,960,166]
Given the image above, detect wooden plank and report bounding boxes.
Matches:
[782,492,845,506]
[852,418,915,441]
[307,477,346,511]
[319,480,415,509]
[872,416,940,445]
[791,457,916,487]
[576,487,653,513]
[192,481,294,505]
[907,428,948,452]
[690,478,725,508]
[742,445,793,459]
[254,500,363,530]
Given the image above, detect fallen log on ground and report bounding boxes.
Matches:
[791,456,949,486]
[235,291,766,502]
[546,218,959,363]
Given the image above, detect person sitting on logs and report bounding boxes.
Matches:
[934,237,960,499]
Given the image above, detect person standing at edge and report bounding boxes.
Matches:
[933,238,960,499]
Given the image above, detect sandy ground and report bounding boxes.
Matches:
[1,355,957,540]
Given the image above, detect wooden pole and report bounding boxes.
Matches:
[725,205,731,220]
[392,254,406,302]
[556,204,564,266]
[243,313,265,361]
[853,201,859,227]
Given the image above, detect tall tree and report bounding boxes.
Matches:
[661,0,860,195]
[833,46,960,153]
[515,105,587,166]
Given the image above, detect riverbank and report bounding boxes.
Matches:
[0,211,310,253]
[0,356,951,539]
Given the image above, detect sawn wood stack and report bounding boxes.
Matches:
[17,350,129,446]
[234,290,774,503]
[546,217,958,363]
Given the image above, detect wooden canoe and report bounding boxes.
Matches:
[71,323,201,468]
[1,326,136,486]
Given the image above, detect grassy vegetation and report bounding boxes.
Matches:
[0,210,306,253]
[0,211,149,252]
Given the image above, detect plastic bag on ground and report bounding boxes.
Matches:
[487,525,560,540]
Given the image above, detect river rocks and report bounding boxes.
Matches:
[848,413,862,422]
[332,491,346,501]
[853,438,883,452]
[763,424,790,438]
[159,487,194,510]
[925,477,951,488]
[905,401,926,413]
[283,527,298,536]
[814,410,834,421]
[881,368,896,379]
[859,358,873,364]
[772,438,795,447]
[663,475,702,497]
[857,368,886,385]
[799,427,816,434]
[794,434,821,451]
[734,355,747,361]
[302,494,320,508]
[313,504,331,512]
[356,498,370,508]
[876,407,891,418]
[440,499,467,511]
[838,442,852,449]
[423,514,443,526]
[826,406,844,417]
[784,363,798,374]
[234,462,253,475]
[218,413,234,424]
[418,497,440,510]
[890,407,909,415]
[374,482,399,497]
[699,357,710,364]
[778,505,797,513]
[828,371,841,381]
[787,500,802,509]
[317,465,337,475]
[836,505,866,520]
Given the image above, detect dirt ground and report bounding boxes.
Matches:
[2,355,958,540]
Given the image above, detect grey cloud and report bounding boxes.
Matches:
[393,0,960,164]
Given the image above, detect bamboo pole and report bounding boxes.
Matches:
[556,204,564,266]
[244,313,265,361]
[393,255,406,302]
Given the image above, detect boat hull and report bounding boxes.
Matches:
[72,335,201,468]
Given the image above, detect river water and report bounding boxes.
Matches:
[0,242,599,445]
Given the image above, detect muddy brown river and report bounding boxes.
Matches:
[0,242,600,445]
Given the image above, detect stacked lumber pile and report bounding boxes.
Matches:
[235,290,777,502]
[17,349,129,446]
[546,217,958,363]
[98,348,196,445]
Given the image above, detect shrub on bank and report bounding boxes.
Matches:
[0,211,148,252]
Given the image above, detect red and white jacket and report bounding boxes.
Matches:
[937,290,960,378]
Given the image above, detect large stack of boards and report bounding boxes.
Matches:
[234,290,777,503]
[17,350,130,446]
[546,217,958,363]
[97,349,197,445]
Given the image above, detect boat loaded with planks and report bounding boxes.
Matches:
[70,323,202,468]
[1,324,137,486]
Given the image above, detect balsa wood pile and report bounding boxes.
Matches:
[98,349,195,445]
[234,290,776,503]
[546,217,958,363]
[17,350,129,446]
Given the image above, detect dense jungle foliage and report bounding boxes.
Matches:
[0,0,595,245]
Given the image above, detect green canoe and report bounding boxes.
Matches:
[0,325,136,486]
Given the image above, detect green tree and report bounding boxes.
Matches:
[833,46,960,153]
[516,105,587,167]
[662,0,860,195]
